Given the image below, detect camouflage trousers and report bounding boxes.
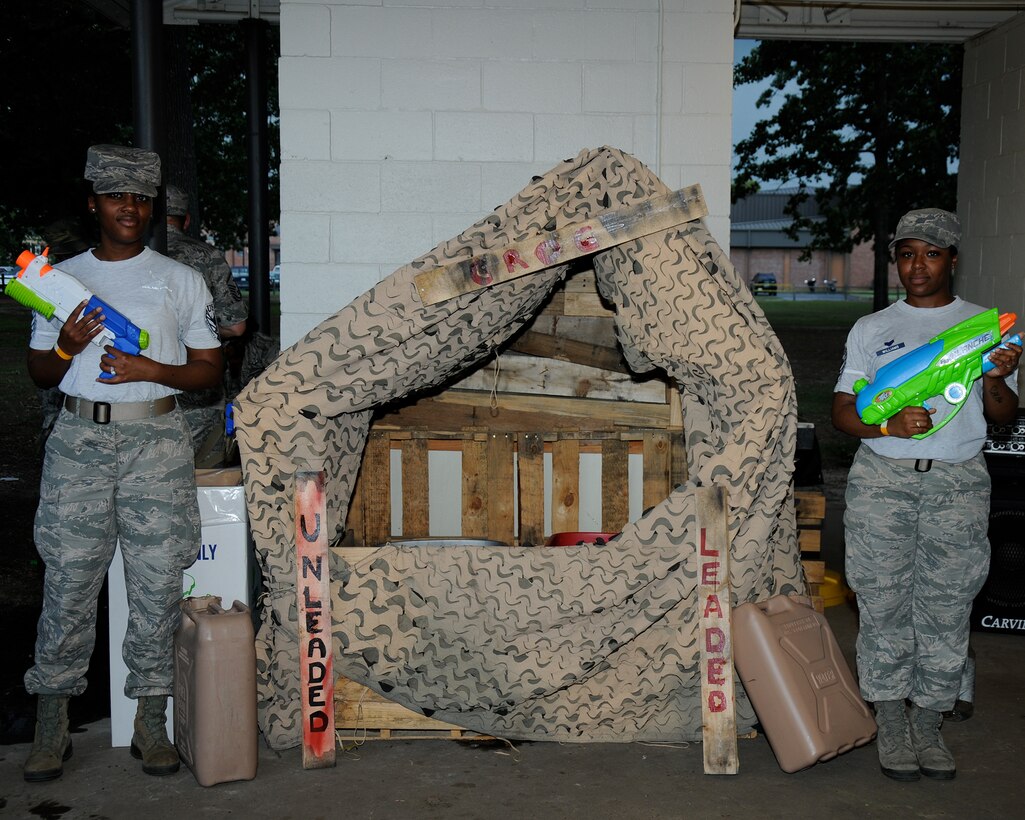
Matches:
[182,403,227,468]
[24,407,200,699]
[844,446,991,711]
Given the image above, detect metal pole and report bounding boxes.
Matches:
[131,0,167,254]
[243,17,271,334]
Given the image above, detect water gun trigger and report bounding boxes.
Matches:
[911,386,969,439]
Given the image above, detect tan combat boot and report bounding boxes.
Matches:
[130,695,180,776]
[874,700,920,781]
[909,703,956,780]
[23,694,73,782]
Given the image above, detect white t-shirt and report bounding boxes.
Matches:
[29,247,220,404]
[834,297,1018,463]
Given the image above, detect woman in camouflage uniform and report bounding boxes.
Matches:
[832,208,1021,781]
[22,145,222,782]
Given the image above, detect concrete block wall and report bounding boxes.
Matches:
[277,0,736,345]
[957,12,1025,324]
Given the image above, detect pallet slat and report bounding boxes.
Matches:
[362,432,391,547]
[601,438,629,532]
[335,675,462,733]
[518,432,545,546]
[461,438,487,539]
[488,433,516,545]
[551,438,580,534]
[402,438,430,538]
[642,431,672,512]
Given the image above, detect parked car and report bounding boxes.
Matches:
[231,266,249,289]
[750,272,778,296]
[270,265,280,289]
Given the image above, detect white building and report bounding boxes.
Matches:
[261,0,1025,347]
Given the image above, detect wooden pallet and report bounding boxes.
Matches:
[344,426,685,548]
[334,674,492,741]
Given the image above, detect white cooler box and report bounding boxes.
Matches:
[107,469,253,747]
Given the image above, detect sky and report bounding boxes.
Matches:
[732,39,767,155]
[731,39,809,189]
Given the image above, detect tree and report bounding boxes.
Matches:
[733,41,962,310]
[181,23,280,251]
[0,0,134,259]
[0,1,278,259]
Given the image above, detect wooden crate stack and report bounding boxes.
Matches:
[332,267,825,735]
[795,489,827,611]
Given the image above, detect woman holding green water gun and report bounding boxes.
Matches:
[832,207,1021,782]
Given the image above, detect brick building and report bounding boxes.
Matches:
[730,189,896,293]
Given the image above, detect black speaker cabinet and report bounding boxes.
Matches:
[971,453,1025,634]
[794,422,823,487]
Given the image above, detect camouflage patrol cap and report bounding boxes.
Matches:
[84,144,161,198]
[889,208,961,250]
[42,218,91,262]
[166,184,189,216]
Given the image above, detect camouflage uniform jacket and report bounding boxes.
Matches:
[166,224,248,409]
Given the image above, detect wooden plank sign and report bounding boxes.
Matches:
[295,469,336,769]
[414,185,707,305]
[695,485,739,775]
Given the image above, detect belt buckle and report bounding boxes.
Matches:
[915,458,933,473]
[93,401,111,424]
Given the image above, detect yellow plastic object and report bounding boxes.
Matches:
[821,569,850,608]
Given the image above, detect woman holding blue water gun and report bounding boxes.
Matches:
[21,145,222,783]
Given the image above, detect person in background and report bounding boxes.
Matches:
[831,208,1021,782]
[22,145,222,782]
[165,184,247,467]
[221,321,280,465]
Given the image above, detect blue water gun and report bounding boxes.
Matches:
[5,249,150,379]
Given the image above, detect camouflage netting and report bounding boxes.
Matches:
[234,147,802,750]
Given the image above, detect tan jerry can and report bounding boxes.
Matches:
[733,595,877,773]
[173,596,258,787]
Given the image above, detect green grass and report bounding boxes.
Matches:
[756,297,874,328]
[753,298,875,474]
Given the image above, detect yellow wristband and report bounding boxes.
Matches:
[879,419,889,436]
[53,343,74,361]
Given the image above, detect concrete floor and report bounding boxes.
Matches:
[4,602,1025,819]
[3,505,1025,819]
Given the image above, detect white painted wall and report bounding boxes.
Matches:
[277,0,737,346]
[957,12,1025,325]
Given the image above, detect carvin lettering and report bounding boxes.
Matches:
[981,615,1025,630]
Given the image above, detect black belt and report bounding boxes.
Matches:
[879,455,934,473]
[64,395,177,424]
